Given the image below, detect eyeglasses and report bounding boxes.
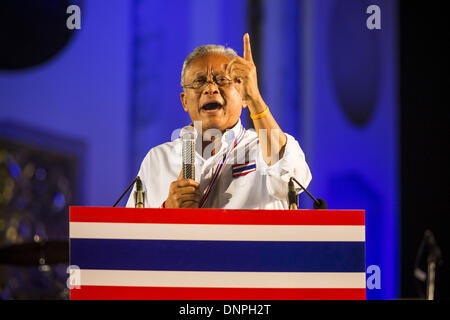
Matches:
[183,74,233,90]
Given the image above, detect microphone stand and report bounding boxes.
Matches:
[425,230,442,300]
[427,260,436,300]
[113,176,139,207]
[414,229,443,300]
[290,177,327,209]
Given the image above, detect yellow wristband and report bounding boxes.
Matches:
[250,106,269,120]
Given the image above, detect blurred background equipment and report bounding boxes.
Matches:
[0,122,83,299]
[413,230,443,300]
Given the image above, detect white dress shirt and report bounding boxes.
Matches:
[126,119,311,209]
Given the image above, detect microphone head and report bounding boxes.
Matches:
[134,176,145,208]
[313,198,327,210]
[136,176,143,191]
[424,230,443,264]
[181,125,197,141]
[288,178,295,189]
[181,127,195,180]
[287,178,298,209]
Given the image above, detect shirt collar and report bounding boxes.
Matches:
[222,119,243,147]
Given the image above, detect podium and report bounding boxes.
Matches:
[69,207,366,300]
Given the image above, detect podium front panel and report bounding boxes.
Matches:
[69,207,366,300]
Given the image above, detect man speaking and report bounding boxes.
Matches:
[126,34,311,209]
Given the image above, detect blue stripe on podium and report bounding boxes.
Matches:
[70,239,365,272]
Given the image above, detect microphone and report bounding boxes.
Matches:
[288,178,298,210]
[290,177,327,209]
[112,176,144,208]
[134,176,145,208]
[413,230,443,300]
[182,127,196,180]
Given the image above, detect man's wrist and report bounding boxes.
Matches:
[250,106,270,120]
[247,95,267,115]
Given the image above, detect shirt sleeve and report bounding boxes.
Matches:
[257,133,312,201]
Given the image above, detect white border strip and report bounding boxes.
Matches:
[70,222,365,242]
[78,270,366,288]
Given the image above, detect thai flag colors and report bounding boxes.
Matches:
[69,207,366,300]
[232,160,256,177]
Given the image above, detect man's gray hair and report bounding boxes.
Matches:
[181,45,238,87]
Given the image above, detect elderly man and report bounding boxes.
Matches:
[126,34,311,209]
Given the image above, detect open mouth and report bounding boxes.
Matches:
[201,102,223,111]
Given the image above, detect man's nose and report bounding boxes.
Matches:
[202,81,220,95]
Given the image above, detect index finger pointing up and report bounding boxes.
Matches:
[243,33,253,62]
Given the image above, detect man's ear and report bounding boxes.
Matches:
[180,92,188,112]
[236,82,247,109]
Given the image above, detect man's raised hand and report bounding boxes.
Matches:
[226,33,263,110]
[243,32,254,63]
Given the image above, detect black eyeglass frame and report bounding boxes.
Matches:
[182,74,233,90]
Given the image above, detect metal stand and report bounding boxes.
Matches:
[426,261,436,300]
[414,229,442,300]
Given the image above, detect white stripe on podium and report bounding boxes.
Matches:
[78,270,366,288]
[70,222,365,242]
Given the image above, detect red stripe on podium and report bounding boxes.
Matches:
[69,207,365,225]
[71,286,366,300]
